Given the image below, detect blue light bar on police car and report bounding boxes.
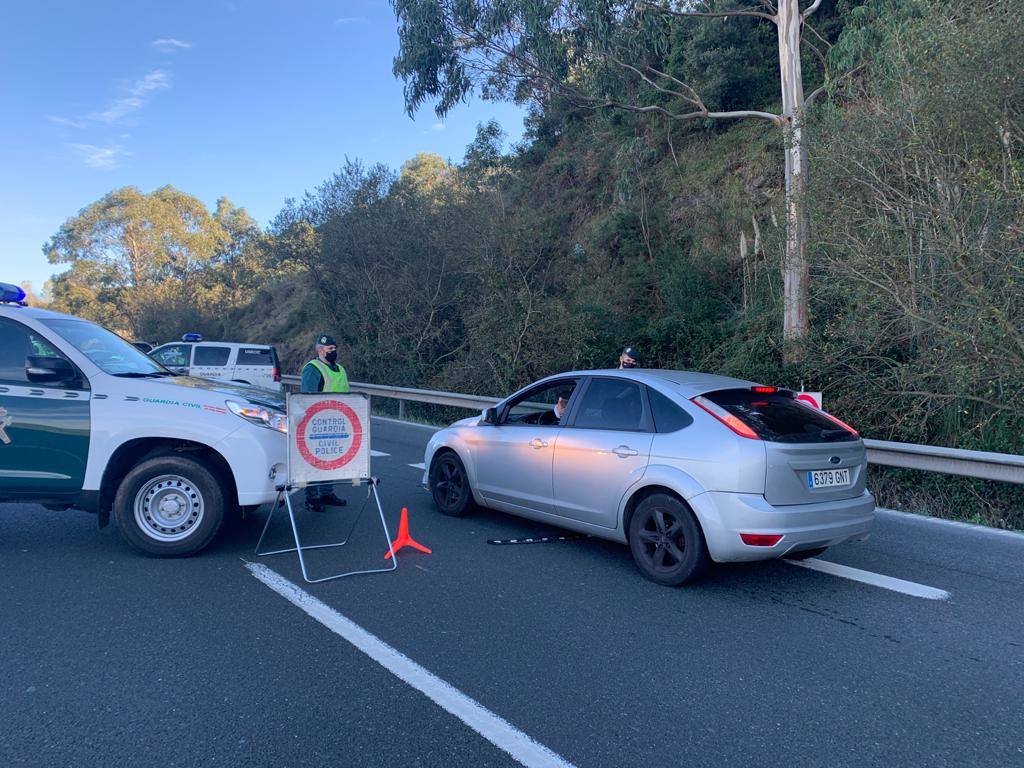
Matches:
[0,282,27,303]
[182,332,203,342]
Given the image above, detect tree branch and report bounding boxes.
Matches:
[641,1,776,22]
[801,0,824,20]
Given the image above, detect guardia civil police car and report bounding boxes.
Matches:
[0,283,288,556]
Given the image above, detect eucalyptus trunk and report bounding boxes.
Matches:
[777,0,810,358]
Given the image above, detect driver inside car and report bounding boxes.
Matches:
[538,390,572,425]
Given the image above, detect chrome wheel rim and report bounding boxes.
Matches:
[134,474,205,542]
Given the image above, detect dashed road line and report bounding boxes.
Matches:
[370,450,390,457]
[246,563,576,768]
[787,558,950,600]
[409,462,426,470]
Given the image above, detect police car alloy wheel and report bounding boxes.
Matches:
[113,455,226,557]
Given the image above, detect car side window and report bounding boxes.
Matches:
[502,380,578,425]
[193,346,231,366]
[572,378,646,431]
[647,387,694,433]
[238,347,274,365]
[153,345,191,367]
[0,319,76,387]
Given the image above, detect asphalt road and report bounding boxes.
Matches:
[2,417,1022,768]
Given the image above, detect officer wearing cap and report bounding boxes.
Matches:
[301,334,350,394]
[300,334,350,510]
[618,346,639,369]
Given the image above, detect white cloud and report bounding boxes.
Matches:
[69,143,131,169]
[47,115,86,128]
[335,16,368,25]
[90,69,172,124]
[151,38,194,52]
[432,122,446,131]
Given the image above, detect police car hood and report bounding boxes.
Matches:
[160,376,286,410]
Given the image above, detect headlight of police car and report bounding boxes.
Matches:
[226,401,288,434]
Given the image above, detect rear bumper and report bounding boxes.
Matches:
[690,489,876,563]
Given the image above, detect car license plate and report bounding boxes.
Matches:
[807,468,850,489]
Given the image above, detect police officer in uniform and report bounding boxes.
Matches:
[301,334,350,511]
[618,346,639,369]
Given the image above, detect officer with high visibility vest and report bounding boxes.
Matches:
[300,334,349,510]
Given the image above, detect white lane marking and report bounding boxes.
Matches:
[876,507,1024,542]
[371,415,441,432]
[370,450,390,458]
[246,563,576,768]
[409,462,426,470]
[787,558,950,601]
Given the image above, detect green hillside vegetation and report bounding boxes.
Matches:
[44,0,1024,527]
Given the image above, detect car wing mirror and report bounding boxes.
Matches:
[26,355,77,385]
[481,407,499,425]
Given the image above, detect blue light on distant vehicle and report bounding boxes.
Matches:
[182,332,203,342]
[0,282,27,303]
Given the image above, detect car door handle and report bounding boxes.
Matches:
[612,445,639,458]
[530,438,549,449]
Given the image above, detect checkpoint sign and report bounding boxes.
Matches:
[287,393,370,485]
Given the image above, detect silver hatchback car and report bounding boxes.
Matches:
[423,370,876,585]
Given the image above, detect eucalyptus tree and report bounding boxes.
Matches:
[392,0,839,357]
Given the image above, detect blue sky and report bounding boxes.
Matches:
[0,0,526,292]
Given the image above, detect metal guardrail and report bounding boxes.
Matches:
[281,375,1024,484]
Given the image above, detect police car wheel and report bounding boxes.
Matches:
[114,455,226,557]
[429,451,475,517]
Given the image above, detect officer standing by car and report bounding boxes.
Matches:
[618,346,639,369]
[300,334,349,510]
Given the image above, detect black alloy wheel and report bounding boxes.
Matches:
[628,493,710,586]
[430,452,475,517]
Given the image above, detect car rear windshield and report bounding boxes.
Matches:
[704,389,858,443]
[237,347,276,366]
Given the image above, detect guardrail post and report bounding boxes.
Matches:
[399,400,405,421]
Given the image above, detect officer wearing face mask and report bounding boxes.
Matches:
[618,346,639,369]
[300,334,350,511]
[301,334,350,394]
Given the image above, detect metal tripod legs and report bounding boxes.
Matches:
[255,481,397,582]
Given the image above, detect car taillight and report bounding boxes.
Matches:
[751,385,777,394]
[740,533,783,547]
[273,367,280,382]
[692,396,760,439]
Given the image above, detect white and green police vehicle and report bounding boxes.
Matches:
[0,283,288,556]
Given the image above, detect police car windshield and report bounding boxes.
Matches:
[41,319,168,376]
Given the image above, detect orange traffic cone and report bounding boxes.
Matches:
[384,507,432,560]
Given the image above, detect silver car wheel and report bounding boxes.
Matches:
[133,474,205,543]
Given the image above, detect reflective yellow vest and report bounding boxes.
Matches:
[305,359,349,393]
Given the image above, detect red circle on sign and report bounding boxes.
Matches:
[796,393,820,409]
[296,400,363,471]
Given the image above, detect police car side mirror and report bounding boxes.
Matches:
[26,355,77,385]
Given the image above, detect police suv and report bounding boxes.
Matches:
[150,335,283,392]
[0,283,288,556]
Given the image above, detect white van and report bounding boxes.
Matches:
[150,338,282,391]
[0,286,287,557]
